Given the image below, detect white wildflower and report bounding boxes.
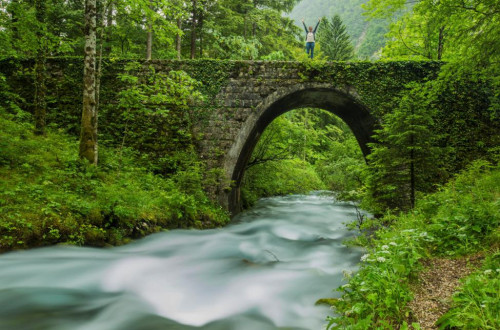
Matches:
[380,250,391,254]
[389,242,398,247]
[484,269,493,275]
[377,257,386,263]
[361,254,370,262]
[381,245,389,250]
[496,269,500,273]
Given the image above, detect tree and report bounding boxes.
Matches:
[379,4,447,60]
[364,0,500,131]
[146,0,154,60]
[79,0,98,165]
[317,14,354,61]
[176,16,182,59]
[365,83,445,212]
[34,0,47,135]
[190,0,197,59]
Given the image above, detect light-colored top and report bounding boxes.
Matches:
[306,32,315,42]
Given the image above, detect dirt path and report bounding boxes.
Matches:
[408,255,483,329]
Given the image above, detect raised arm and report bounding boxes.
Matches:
[301,19,308,34]
[313,18,321,33]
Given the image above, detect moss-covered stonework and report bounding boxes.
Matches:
[0,58,442,213]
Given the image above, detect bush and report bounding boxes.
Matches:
[241,158,325,208]
[421,161,500,256]
[0,108,229,252]
[328,219,430,329]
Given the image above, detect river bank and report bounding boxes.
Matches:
[326,161,500,329]
[0,108,229,253]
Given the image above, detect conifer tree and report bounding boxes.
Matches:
[318,14,354,61]
[365,83,446,212]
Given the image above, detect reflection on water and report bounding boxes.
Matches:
[0,192,365,330]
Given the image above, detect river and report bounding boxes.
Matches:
[0,192,364,330]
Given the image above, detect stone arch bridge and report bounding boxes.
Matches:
[0,59,441,214]
[178,60,440,214]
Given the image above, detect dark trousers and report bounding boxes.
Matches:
[306,42,315,59]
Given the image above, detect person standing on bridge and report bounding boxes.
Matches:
[302,18,321,59]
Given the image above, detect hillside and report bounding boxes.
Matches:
[288,0,388,59]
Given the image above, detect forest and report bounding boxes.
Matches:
[0,0,499,329]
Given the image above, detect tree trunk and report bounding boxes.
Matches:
[96,0,107,135]
[437,26,445,60]
[190,0,197,59]
[244,15,247,39]
[34,0,46,135]
[176,17,182,59]
[146,27,153,60]
[10,0,20,47]
[79,0,98,165]
[146,0,153,60]
[199,11,204,58]
[104,1,113,55]
[252,0,257,37]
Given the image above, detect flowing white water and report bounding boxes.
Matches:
[0,192,364,330]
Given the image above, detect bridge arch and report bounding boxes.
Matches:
[220,82,377,214]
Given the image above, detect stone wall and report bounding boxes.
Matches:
[0,58,443,213]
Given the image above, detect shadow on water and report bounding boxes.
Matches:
[0,192,366,330]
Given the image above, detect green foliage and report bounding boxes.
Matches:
[0,108,228,252]
[210,35,262,60]
[327,162,500,328]
[0,0,303,61]
[328,228,429,329]
[364,82,447,212]
[289,0,389,59]
[365,0,500,96]
[0,72,23,113]
[111,62,203,175]
[362,65,498,213]
[1,0,85,57]
[317,15,354,61]
[241,109,365,207]
[241,158,325,207]
[421,161,500,256]
[437,252,500,330]
[202,0,302,60]
[315,135,366,201]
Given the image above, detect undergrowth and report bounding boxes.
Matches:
[437,252,500,329]
[0,108,229,252]
[327,161,500,329]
